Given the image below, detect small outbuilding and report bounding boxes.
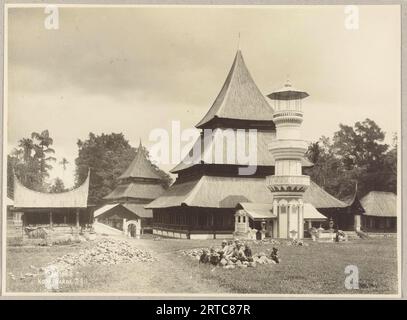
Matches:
[12,173,92,239]
[95,141,166,238]
[360,191,397,232]
[235,202,327,240]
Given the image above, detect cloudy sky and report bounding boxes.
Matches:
[6,5,400,187]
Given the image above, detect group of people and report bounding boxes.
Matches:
[199,239,281,266]
[199,239,253,265]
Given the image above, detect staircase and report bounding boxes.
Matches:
[343,231,361,240]
[93,221,124,236]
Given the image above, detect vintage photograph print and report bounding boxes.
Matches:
[2,4,401,297]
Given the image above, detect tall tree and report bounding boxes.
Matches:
[8,130,56,193]
[31,130,56,177]
[306,119,396,199]
[49,177,66,193]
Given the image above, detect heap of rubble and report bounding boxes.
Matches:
[50,238,156,270]
[252,238,281,246]
[10,238,156,280]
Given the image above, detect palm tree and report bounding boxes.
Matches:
[59,158,69,171]
[18,138,34,163]
[59,157,69,182]
[31,130,56,176]
[306,142,321,164]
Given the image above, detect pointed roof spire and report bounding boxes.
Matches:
[237,32,241,50]
[196,50,274,128]
[118,142,162,180]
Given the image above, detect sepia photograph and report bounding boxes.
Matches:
[1,3,401,297]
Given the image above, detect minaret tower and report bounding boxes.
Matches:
[266,81,310,239]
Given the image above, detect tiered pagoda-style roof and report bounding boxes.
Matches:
[104,141,165,203]
[196,50,275,129]
[118,142,163,181]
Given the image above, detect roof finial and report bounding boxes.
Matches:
[237,32,241,51]
[285,75,291,87]
[138,139,144,153]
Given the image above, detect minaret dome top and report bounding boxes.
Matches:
[267,80,309,101]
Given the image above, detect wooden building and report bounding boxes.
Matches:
[94,142,166,238]
[12,173,91,239]
[360,191,397,232]
[147,50,347,239]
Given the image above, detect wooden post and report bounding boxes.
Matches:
[297,205,301,239]
[76,209,80,229]
[50,211,53,229]
[287,204,290,239]
[22,213,25,238]
[211,212,215,239]
[277,206,280,238]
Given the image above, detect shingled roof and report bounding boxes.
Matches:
[119,141,162,180]
[196,50,274,129]
[170,129,313,173]
[303,181,348,209]
[146,176,345,210]
[360,191,397,217]
[103,182,165,201]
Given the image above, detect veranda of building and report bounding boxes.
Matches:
[12,173,92,239]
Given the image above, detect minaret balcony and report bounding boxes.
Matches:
[273,110,303,125]
[266,175,310,192]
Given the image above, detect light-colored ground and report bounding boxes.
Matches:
[5,235,398,295]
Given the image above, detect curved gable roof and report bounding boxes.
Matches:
[14,173,90,208]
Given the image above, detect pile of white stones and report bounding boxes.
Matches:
[50,238,156,270]
[253,238,281,246]
[9,238,156,280]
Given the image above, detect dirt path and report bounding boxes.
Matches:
[75,236,229,294]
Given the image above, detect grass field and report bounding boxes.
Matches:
[6,236,398,295]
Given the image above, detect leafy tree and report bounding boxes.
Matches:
[49,177,66,193]
[306,119,396,199]
[305,136,342,196]
[75,133,172,205]
[8,130,56,193]
[31,130,56,177]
